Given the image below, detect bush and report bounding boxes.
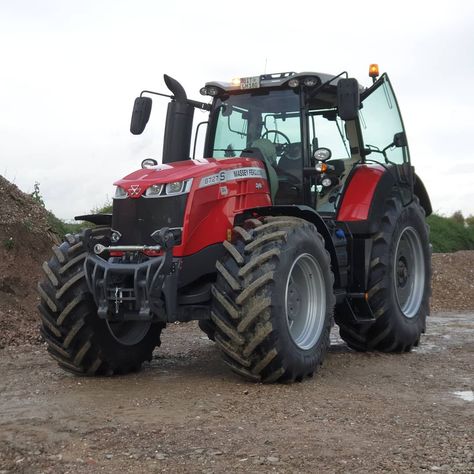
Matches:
[47,211,85,236]
[450,210,465,225]
[90,197,112,215]
[428,213,474,253]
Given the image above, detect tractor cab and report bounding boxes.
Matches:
[201,69,418,218]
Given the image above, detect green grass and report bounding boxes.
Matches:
[427,213,474,253]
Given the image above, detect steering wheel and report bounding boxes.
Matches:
[261,130,291,145]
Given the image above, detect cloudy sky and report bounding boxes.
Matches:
[1,0,473,219]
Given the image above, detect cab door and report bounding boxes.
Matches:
[359,73,411,167]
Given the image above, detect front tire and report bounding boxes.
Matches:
[198,319,216,341]
[37,228,164,375]
[337,196,431,352]
[211,216,335,383]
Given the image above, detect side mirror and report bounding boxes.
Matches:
[393,131,407,148]
[337,78,360,121]
[130,97,152,135]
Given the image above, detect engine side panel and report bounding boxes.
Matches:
[181,175,270,256]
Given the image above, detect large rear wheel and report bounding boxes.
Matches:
[211,216,335,383]
[37,228,164,375]
[336,196,431,352]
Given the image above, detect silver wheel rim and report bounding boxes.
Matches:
[285,253,326,350]
[106,320,151,346]
[393,226,425,319]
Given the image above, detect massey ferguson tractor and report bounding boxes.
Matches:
[38,65,432,383]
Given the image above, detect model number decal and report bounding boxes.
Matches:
[199,167,267,188]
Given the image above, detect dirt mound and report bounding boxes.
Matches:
[0,174,473,348]
[431,251,474,312]
[0,176,59,347]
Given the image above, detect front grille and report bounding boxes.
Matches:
[112,194,187,245]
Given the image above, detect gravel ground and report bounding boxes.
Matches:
[0,313,473,473]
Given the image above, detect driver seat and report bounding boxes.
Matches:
[278,142,302,175]
[240,138,279,202]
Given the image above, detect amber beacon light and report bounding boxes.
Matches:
[369,63,380,83]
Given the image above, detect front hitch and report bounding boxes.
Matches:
[84,228,176,322]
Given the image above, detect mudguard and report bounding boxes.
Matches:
[237,205,343,288]
[337,165,431,234]
[75,214,112,226]
[414,173,432,216]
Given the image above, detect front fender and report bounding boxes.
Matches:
[236,205,342,288]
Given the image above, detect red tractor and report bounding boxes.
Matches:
[38,65,431,383]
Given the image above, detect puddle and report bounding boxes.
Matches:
[452,390,474,402]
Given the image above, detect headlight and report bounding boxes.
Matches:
[114,186,128,199]
[303,76,319,87]
[166,181,185,194]
[145,184,164,197]
[141,158,158,169]
[143,179,193,198]
[288,78,300,88]
[314,147,332,162]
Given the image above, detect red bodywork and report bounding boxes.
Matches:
[114,158,271,257]
[336,164,385,222]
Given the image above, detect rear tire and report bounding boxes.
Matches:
[37,227,164,375]
[336,195,431,352]
[211,216,335,383]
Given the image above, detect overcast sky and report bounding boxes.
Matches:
[1,0,473,220]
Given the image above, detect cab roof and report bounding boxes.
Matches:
[204,71,341,92]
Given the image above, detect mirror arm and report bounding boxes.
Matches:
[140,91,210,111]
[309,71,348,99]
[140,90,173,99]
[186,99,211,111]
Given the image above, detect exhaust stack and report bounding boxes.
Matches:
[162,74,194,164]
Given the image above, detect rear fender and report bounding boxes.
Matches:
[338,167,396,234]
[337,165,431,233]
[414,173,432,216]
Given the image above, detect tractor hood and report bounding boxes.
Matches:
[114,157,267,198]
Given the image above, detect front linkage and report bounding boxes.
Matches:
[83,227,177,323]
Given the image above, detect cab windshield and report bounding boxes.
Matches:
[210,89,301,158]
[208,89,304,204]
